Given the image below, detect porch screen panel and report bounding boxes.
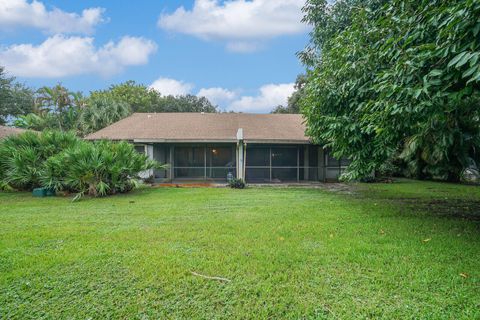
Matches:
[245,147,270,182]
[246,168,270,182]
[271,147,298,181]
[272,168,298,181]
[246,146,299,182]
[246,147,269,166]
[207,146,236,179]
[174,146,205,178]
[271,147,297,166]
[308,146,319,181]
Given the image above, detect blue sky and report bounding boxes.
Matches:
[0,0,309,113]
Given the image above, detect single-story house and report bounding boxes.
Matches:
[0,125,28,140]
[86,113,349,183]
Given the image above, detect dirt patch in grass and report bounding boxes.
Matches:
[393,198,480,221]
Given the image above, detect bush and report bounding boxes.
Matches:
[0,131,79,190]
[228,178,246,189]
[0,130,161,199]
[42,140,159,199]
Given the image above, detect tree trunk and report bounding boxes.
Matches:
[415,151,427,180]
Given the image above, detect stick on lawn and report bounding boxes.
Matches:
[191,271,231,282]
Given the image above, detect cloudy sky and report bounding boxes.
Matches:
[0,0,309,112]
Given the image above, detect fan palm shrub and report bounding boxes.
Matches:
[0,131,79,190]
[41,140,159,199]
[0,130,162,198]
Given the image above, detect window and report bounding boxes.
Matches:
[134,145,145,154]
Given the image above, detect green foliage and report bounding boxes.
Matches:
[91,80,218,113]
[0,131,159,198]
[89,81,162,113]
[153,94,218,113]
[301,0,480,181]
[0,67,35,124]
[4,76,218,135]
[271,74,307,114]
[228,178,246,189]
[42,140,159,199]
[78,95,131,135]
[34,84,85,132]
[0,131,79,190]
[13,113,58,131]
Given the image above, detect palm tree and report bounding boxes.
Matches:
[35,84,76,131]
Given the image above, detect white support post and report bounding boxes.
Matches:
[236,128,245,180]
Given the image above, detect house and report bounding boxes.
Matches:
[0,125,28,140]
[86,113,349,183]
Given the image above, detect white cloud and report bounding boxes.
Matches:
[0,0,106,34]
[198,87,237,105]
[0,35,157,78]
[227,83,295,113]
[150,77,194,96]
[158,0,306,52]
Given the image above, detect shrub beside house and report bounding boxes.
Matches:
[0,130,159,198]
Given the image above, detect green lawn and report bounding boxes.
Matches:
[1,180,479,319]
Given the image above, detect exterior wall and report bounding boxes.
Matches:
[137,144,154,180]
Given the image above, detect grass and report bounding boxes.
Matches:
[0,180,479,319]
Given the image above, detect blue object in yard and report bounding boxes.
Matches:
[32,187,55,197]
[227,172,234,182]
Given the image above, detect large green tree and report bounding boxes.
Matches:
[301,0,480,181]
[0,67,35,125]
[91,80,218,113]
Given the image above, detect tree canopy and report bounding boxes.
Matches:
[301,0,480,181]
[8,78,218,136]
[0,67,35,125]
[90,81,218,113]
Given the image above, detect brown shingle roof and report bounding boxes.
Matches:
[0,125,27,140]
[86,113,309,143]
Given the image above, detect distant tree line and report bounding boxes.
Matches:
[0,70,217,136]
